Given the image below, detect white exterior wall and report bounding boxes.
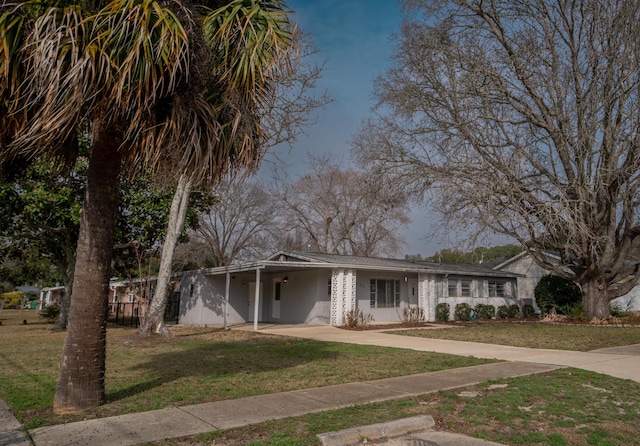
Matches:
[179,272,246,325]
[276,270,331,324]
[612,289,640,312]
[497,255,549,312]
[353,270,411,324]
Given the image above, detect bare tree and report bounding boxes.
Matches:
[353,0,640,318]
[277,157,410,256]
[194,176,281,266]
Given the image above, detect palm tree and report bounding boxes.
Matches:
[1,0,293,414]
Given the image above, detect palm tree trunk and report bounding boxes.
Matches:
[138,174,192,338]
[51,253,75,331]
[53,121,122,414]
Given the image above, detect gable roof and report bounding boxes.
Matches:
[493,249,562,271]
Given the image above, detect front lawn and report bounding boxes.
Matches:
[388,321,640,351]
[0,309,492,429]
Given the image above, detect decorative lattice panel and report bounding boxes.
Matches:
[330,269,340,325]
[418,274,436,322]
[341,270,357,318]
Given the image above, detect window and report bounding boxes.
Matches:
[448,280,457,297]
[370,279,400,308]
[447,278,472,297]
[488,280,506,297]
[461,279,471,297]
[128,291,135,303]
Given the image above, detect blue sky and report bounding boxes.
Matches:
[260,0,496,257]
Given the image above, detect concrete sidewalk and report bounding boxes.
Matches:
[4,324,639,446]
[255,324,640,383]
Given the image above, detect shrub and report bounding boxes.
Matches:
[397,306,425,325]
[535,274,582,315]
[454,303,474,321]
[560,302,584,320]
[523,304,536,318]
[343,309,374,328]
[435,303,450,322]
[474,304,495,320]
[0,291,23,309]
[507,304,521,318]
[39,304,60,322]
[496,305,510,319]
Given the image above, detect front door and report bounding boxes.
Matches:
[248,282,263,322]
[409,278,418,306]
[272,279,282,319]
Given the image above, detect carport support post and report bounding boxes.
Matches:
[253,267,261,331]
[224,270,230,330]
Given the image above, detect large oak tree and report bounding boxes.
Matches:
[354,0,640,318]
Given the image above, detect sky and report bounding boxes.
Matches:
[259,0,510,257]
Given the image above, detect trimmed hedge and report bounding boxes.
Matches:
[454,303,474,321]
[435,303,450,322]
[474,304,495,320]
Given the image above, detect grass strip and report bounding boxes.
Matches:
[151,368,640,446]
[388,321,640,351]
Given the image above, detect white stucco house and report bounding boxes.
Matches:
[177,250,524,328]
[494,251,640,312]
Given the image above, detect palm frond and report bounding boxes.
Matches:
[202,0,294,101]
[93,0,190,116]
[3,3,89,166]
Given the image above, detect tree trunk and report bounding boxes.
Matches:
[138,174,193,338]
[53,122,122,414]
[581,276,611,319]
[51,257,75,331]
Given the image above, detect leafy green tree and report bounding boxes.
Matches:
[1,0,293,413]
[424,245,523,265]
[0,159,84,327]
[0,159,207,328]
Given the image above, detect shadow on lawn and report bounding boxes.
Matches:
[106,336,340,403]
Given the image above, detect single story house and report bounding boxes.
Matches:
[178,250,524,328]
[494,251,640,312]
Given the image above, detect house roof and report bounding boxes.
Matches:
[191,250,521,278]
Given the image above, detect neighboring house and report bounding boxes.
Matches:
[39,286,65,310]
[108,277,181,322]
[494,251,640,312]
[178,250,524,327]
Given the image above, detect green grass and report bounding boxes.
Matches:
[151,368,640,446]
[0,309,492,429]
[3,310,640,446]
[388,321,640,351]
